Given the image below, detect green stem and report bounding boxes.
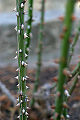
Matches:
[71,62,80,76]
[30,0,45,108]
[68,23,80,63]
[69,72,79,95]
[16,0,27,119]
[55,0,75,120]
[16,0,22,120]
[25,0,33,59]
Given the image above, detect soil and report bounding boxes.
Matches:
[0,66,80,120]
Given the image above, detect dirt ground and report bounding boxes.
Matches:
[0,66,80,120]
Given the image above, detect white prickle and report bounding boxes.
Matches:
[14,26,17,31]
[21,24,24,29]
[22,109,25,114]
[15,76,18,80]
[19,49,22,53]
[21,3,24,8]
[24,33,28,39]
[64,90,70,97]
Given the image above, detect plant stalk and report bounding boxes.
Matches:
[25,0,33,59]
[55,0,75,120]
[30,0,45,108]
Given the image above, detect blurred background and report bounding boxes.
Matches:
[0,0,80,120]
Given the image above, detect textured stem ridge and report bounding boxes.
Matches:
[30,0,45,108]
[16,0,28,120]
[25,0,33,59]
[55,0,75,120]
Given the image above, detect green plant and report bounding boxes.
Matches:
[30,0,45,108]
[54,0,76,120]
[25,0,33,59]
[15,0,28,120]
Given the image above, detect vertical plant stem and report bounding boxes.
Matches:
[16,0,22,120]
[69,72,79,95]
[16,0,28,119]
[68,23,80,63]
[25,0,33,59]
[55,0,75,120]
[30,0,45,108]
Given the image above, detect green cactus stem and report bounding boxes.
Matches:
[16,0,28,119]
[30,0,45,108]
[55,0,75,120]
[25,0,33,59]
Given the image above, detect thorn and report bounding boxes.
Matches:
[24,33,29,39]
[27,107,30,109]
[18,30,20,34]
[22,109,25,114]
[26,86,29,89]
[25,112,28,115]
[63,102,69,108]
[66,114,70,118]
[21,3,24,8]
[25,53,28,58]
[21,61,28,66]
[13,7,16,12]
[16,12,19,16]
[16,68,19,72]
[17,98,19,102]
[17,115,20,119]
[64,90,70,97]
[16,103,20,106]
[22,77,26,81]
[14,26,17,31]
[17,84,19,87]
[63,68,72,77]
[26,76,29,79]
[16,51,18,54]
[14,56,18,59]
[20,100,23,103]
[21,24,24,29]
[20,91,22,95]
[27,25,30,29]
[61,114,65,119]
[15,76,18,80]
[19,49,22,53]
[27,99,29,102]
